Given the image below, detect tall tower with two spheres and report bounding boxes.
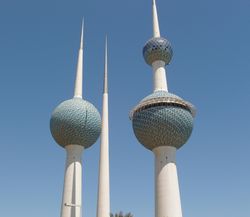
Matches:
[50,22,101,217]
[130,1,196,217]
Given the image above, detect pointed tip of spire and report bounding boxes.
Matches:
[80,18,84,49]
[105,35,108,48]
[152,0,161,37]
[104,36,108,93]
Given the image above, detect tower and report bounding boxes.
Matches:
[50,22,101,217]
[96,37,110,217]
[130,1,196,217]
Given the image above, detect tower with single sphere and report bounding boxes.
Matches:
[50,22,101,217]
[130,1,196,217]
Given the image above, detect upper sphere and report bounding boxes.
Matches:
[143,37,173,65]
[131,91,195,150]
[50,98,101,149]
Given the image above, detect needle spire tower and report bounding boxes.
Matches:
[97,37,110,217]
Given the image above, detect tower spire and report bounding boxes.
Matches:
[152,0,161,37]
[74,19,84,98]
[103,36,108,93]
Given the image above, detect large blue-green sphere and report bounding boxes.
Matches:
[50,98,101,148]
[143,37,173,65]
[131,91,195,150]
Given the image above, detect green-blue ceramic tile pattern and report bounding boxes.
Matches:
[50,98,101,148]
[132,91,194,150]
[143,37,173,65]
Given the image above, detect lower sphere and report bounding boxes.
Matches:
[132,105,193,150]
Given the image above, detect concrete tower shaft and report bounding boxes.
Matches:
[61,145,84,217]
[153,146,183,217]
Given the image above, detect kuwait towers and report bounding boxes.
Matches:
[130,1,196,217]
[50,23,101,217]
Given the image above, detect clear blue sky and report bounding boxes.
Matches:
[0,0,249,216]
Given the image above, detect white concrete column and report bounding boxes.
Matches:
[152,60,168,92]
[74,48,83,98]
[153,146,182,217]
[61,145,84,217]
[97,93,110,217]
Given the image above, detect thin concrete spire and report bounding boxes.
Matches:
[152,0,161,37]
[97,37,110,217]
[74,19,84,98]
[80,18,84,49]
[103,36,108,93]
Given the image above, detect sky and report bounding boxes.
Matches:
[0,0,250,217]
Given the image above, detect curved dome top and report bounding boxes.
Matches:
[130,91,196,119]
[50,98,101,149]
[141,90,182,102]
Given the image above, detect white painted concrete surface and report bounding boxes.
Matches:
[74,22,84,99]
[60,145,84,217]
[96,93,110,217]
[153,0,161,37]
[152,60,168,92]
[153,146,183,217]
[97,40,110,217]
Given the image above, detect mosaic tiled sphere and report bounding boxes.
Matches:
[131,91,194,150]
[50,98,101,149]
[143,37,173,65]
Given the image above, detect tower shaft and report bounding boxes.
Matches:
[61,145,84,217]
[153,146,183,217]
[152,60,168,92]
